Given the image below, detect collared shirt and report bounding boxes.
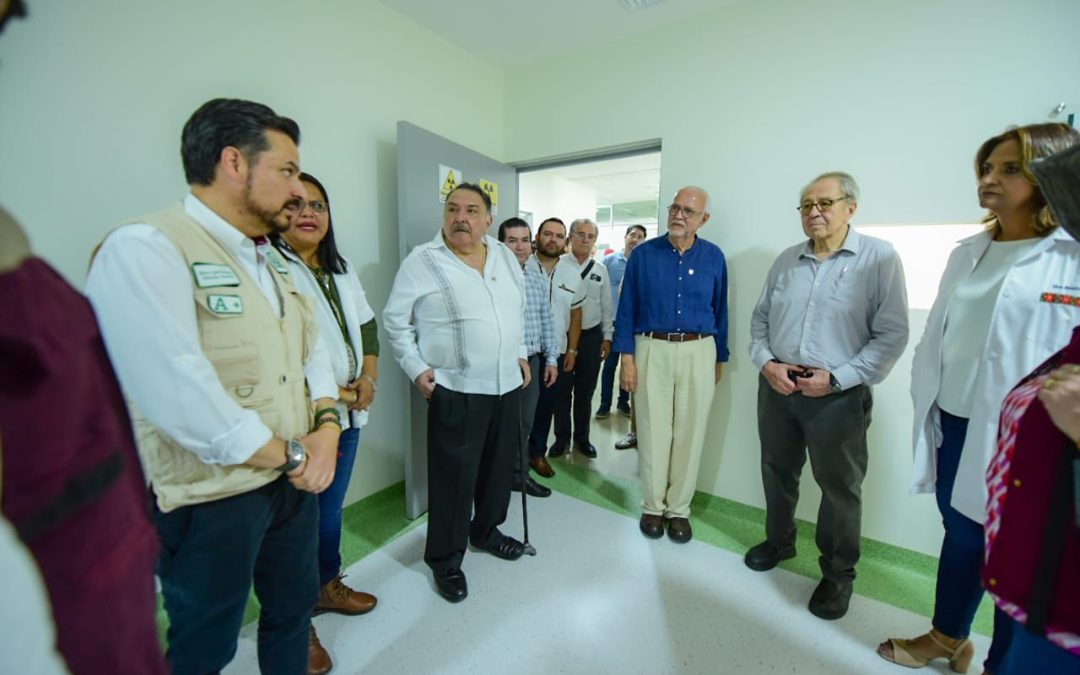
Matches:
[602,249,629,306]
[614,234,730,362]
[563,252,614,339]
[85,194,338,467]
[748,226,910,390]
[383,231,526,396]
[522,261,558,366]
[529,254,586,355]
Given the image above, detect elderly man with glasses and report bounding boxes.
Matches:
[615,186,729,544]
[744,171,909,621]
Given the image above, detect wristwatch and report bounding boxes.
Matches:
[277,438,306,473]
[829,374,842,394]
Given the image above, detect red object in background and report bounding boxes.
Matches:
[604,248,615,256]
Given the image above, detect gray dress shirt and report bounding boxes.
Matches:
[749,227,910,390]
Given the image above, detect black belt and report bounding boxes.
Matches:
[643,332,704,342]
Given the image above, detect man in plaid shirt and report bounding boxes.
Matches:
[499,218,559,497]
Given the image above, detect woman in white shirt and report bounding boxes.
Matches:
[274,173,380,674]
[879,123,1080,674]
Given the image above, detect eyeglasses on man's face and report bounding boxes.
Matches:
[668,204,703,220]
[300,200,328,214]
[797,196,846,215]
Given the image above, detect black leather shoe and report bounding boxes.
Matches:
[616,402,632,416]
[639,514,663,539]
[808,579,852,620]
[472,534,526,560]
[666,517,692,543]
[744,541,796,571]
[574,442,597,459]
[433,569,468,603]
[512,476,552,498]
[548,440,568,458]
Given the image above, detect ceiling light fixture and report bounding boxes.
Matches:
[617,0,666,12]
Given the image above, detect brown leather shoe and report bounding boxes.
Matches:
[309,625,332,675]
[315,575,377,616]
[639,514,663,539]
[666,517,692,543]
[530,456,555,478]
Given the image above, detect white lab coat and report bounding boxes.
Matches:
[909,227,1080,522]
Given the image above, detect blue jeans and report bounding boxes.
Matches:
[317,426,360,586]
[999,618,1080,674]
[933,410,1012,672]
[599,350,629,411]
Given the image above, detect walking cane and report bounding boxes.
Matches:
[518,394,538,556]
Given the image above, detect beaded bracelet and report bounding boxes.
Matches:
[314,407,341,422]
[313,417,343,432]
[359,374,377,392]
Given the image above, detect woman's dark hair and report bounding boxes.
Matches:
[181,98,300,186]
[271,171,347,274]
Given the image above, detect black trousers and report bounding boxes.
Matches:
[757,374,872,584]
[514,355,542,483]
[425,385,520,574]
[528,354,564,458]
[154,476,318,675]
[554,325,603,446]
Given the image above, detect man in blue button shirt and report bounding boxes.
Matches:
[615,187,729,544]
[744,172,909,622]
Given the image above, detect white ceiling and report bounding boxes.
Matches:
[524,152,662,204]
[377,0,744,72]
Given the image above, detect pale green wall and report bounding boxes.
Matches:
[0,0,505,505]
[504,0,1080,555]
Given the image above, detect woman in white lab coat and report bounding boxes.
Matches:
[274,172,380,674]
[879,123,1080,673]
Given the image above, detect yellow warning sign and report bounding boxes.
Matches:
[479,179,498,216]
[439,164,462,203]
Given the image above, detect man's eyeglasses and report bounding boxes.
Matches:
[798,197,846,214]
[299,200,328,214]
[668,204,703,220]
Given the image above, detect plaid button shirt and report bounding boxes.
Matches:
[523,262,558,365]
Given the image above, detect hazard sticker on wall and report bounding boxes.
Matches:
[439,164,463,203]
[479,178,499,217]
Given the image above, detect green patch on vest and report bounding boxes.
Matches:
[207,294,244,315]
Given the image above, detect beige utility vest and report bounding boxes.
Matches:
[123,205,316,512]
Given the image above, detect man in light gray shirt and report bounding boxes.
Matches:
[744,171,909,622]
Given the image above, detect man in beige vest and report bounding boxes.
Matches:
[86,99,341,675]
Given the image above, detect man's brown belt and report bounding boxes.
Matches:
[642,332,704,342]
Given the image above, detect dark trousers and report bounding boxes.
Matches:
[514,355,542,482]
[599,349,630,410]
[317,426,360,586]
[528,354,564,458]
[933,410,1012,671]
[154,476,318,675]
[999,617,1080,675]
[425,385,520,574]
[758,374,871,584]
[555,325,603,446]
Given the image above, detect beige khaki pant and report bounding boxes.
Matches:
[634,335,717,518]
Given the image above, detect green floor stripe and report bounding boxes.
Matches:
[535,460,993,637]
[156,463,993,645]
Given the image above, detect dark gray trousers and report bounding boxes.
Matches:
[757,374,872,584]
[514,354,542,483]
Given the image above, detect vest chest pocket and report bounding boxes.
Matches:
[209,345,260,399]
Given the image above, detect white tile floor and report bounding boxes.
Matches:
[223,486,990,675]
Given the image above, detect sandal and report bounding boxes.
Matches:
[878,629,975,673]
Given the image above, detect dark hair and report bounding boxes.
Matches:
[537,217,566,235]
[975,123,1080,236]
[625,224,647,238]
[181,98,301,186]
[271,172,347,275]
[497,217,531,242]
[447,182,491,212]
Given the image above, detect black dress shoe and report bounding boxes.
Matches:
[433,569,468,603]
[744,541,796,571]
[548,440,568,458]
[512,476,552,498]
[639,514,664,539]
[472,533,525,560]
[666,517,692,543]
[574,442,597,459]
[808,579,852,620]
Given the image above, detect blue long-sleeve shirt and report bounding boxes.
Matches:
[613,234,729,362]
